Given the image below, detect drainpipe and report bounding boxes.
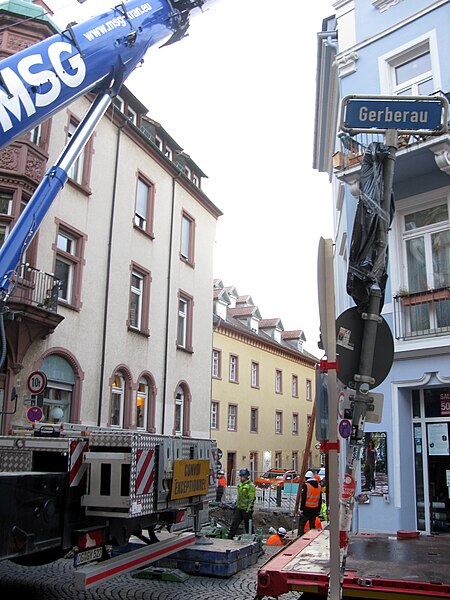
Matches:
[161,169,181,434]
[97,119,127,426]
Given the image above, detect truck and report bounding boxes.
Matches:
[0,0,219,590]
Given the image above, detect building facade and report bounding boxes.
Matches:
[0,1,222,439]
[211,280,320,484]
[314,0,450,534]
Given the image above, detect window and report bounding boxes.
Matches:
[134,174,155,236]
[180,211,195,265]
[212,349,221,378]
[306,379,312,401]
[66,117,93,191]
[127,107,137,125]
[29,123,42,145]
[113,96,124,112]
[275,369,282,393]
[307,414,312,433]
[174,388,184,434]
[251,361,259,388]
[229,354,239,383]
[111,372,125,427]
[41,355,75,423]
[129,264,150,334]
[292,374,298,397]
[275,451,282,469]
[394,50,433,96]
[250,407,258,433]
[401,202,450,332]
[227,404,237,431]
[54,223,86,308]
[0,190,13,249]
[173,384,191,436]
[379,36,438,97]
[136,378,148,429]
[192,174,199,187]
[164,146,173,161]
[154,136,162,150]
[177,291,193,351]
[275,411,283,434]
[292,451,298,472]
[292,413,299,435]
[211,401,219,429]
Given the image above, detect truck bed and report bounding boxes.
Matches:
[256,528,450,599]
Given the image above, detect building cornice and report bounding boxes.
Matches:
[214,321,317,369]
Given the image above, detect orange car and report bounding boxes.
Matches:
[254,469,288,488]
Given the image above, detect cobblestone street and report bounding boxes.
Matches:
[0,545,301,600]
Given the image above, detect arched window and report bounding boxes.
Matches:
[174,387,184,435]
[136,378,148,430]
[41,355,75,423]
[173,382,191,436]
[111,372,125,427]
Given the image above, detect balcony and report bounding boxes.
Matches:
[12,263,60,312]
[393,287,450,341]
[332,92,450,199]
[4,264,64,371]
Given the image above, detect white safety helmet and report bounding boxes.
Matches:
[277,527,287,536]
[305,470,315,481]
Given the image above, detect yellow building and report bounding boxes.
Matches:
[211,281,320,484]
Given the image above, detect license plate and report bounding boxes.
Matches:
[74,546,103,567]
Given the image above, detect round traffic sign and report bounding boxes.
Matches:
[27,371,47,395]
[335,307,394,389]
[339,419,352,439]
[27,405,43,423]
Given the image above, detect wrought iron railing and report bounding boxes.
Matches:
[393,287,450,340]
[11,263,60,312]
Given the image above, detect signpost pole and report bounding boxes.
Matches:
[338,130,398,575]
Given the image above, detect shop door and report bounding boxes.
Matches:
[227,451,236,486]
[427,422,450,534]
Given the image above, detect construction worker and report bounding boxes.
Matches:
[216,470,227,502]
[266,526,287,546]
[297,470,323,536]
[228,468,256,539]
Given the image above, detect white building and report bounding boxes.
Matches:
[0,1,222,439]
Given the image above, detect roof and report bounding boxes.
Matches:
[228,306,261,319]
[260,318,283,329]
[0,0,57,29]
[282,330,306,341]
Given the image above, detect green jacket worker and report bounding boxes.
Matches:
[228,468,256,539]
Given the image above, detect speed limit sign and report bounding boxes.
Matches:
[27,371,47,395]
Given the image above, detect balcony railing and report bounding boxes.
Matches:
[11,263,60,313]
[393,287,450,341]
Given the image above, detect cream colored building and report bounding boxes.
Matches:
[0,3,221,438]
[211,280,320,484]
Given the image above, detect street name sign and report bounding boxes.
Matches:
[341,94,448,135]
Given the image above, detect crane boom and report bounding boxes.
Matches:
[0,0,214,297]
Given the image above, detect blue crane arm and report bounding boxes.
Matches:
[0,0,216,297]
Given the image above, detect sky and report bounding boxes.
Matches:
[47,0,336,355]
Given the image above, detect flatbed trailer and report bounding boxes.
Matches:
[255,528,450,600]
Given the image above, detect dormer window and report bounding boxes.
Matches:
[164,146,173,161]
[127,107,137,125]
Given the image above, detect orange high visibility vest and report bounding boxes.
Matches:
[266,534,283,546]
[305,483,321,508]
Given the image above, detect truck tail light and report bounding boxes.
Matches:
[74,527,106,550]
[174,509,187,524]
